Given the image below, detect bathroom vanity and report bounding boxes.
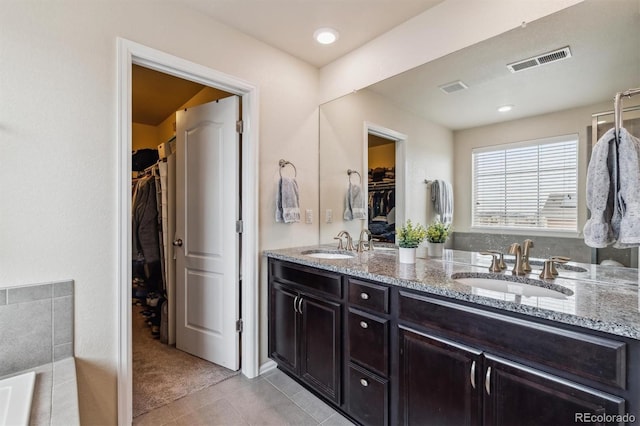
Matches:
[266,247,640,426]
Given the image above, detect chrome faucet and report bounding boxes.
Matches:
[335,230,355,251]
[508,243,526,276]
[357,229,374,252]
[522,239,534,273]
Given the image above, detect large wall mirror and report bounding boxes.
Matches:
[319,0,640,266]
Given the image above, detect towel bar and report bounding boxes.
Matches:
[279,159,297,178]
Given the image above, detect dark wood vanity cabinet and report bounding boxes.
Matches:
[483,355,625,426]
[397,291,631,426]
[268,260,343,404]
[267,259,638,426]
[398,327,483,426]
[346,278,391,426]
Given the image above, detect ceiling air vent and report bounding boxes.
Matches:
[439,80,469,94]
[507,46,572,73]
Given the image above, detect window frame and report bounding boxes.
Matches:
[470,134,579,234]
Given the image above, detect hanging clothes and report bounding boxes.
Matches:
[132,175,161,264]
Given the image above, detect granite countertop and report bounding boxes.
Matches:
[264,245,640,340]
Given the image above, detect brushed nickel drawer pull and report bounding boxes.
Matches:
[470,361,476,389]
[485,366,492,395]
[360,378,369,387]
[360,292,370,300]
[360,321,368,329]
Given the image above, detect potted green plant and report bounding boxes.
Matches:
[425,220,451,257]
[397,220,427,263]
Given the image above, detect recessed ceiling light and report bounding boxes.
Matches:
[314,28,339,45]
[497,105,513,113]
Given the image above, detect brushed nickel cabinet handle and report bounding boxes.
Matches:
[485,367,492,395]
[360,292,370,300]
[360,321,368,329]
[470,361,476,389]
[297,297,303,314]
[360,378,369,387]
[293,296,299,314]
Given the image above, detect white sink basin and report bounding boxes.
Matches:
[302,250,355,259]
[0,371,36,426]
[454,276,572,299]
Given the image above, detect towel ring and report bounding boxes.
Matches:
[279,159,297,178]
[347,169,362,184]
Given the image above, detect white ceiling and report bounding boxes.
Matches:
[171,0,444,67]
[367,0,640,130]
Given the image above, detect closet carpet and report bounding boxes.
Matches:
[132,306,239,418]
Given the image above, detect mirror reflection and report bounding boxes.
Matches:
[319,0,640,266]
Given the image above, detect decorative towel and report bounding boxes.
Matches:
[431,179,454,225]
[276,177,300,223]
[584,127,640,248]
[344,183,367,221]
[584,128,617,247]
[615,128,640,247]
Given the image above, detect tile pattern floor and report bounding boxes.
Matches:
[133,368,355,426]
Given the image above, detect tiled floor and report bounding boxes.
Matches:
[132,368,355,426]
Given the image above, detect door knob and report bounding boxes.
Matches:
[173,239,183,247]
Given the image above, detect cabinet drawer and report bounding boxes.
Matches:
[398,291,627,390]
[349,309,389,377]
[270,260,342,299]
[347,363,388,426]
[348,279,389,313]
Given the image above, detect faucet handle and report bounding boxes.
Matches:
[549,256,569,276]
[539,259,555,280]
[333,236,344,250]
[487,250,506,269]
[480,252,503,273]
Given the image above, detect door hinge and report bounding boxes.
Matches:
[236,220,243,233]
[236,319,243,333]
[236,120,243,134]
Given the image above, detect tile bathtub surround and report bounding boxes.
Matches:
[0,280,74,377]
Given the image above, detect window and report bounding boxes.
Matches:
[472,135,578,231]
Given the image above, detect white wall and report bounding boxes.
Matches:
[319,89,453,242]
[0,1,318,424]
[452,99,640,236]
[319,0,584,103]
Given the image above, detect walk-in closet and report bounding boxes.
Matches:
[131,65,239,418]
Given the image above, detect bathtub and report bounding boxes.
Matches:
[0,371,35,426]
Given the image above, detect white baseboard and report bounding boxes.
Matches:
[259,360,277,375]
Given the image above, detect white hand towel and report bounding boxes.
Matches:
[344,183,366,221]
[276,177,300,223]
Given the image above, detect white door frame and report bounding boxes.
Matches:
[117,38,259,425]
[363,122,407,233]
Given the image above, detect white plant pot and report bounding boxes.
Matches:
[427,242,444,258]
[399,247,417,264]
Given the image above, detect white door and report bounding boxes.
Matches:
[175,96,240,370]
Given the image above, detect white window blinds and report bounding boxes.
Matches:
[472,135,578,231]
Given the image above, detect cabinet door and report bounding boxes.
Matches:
[398,327,483,426]
[484,354,626,426]
[269,282,298,374]
[299,293,342,404]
